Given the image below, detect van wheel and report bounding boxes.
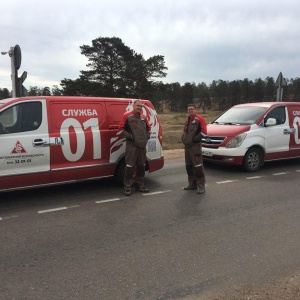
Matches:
[243,148,263,172]
[114,159,125,185]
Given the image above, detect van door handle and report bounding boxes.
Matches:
[33,138,49,147]
[283,128,296,135]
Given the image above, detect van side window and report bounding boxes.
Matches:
[265,107,286,125]
[0,102,42,134]
[19,102,42,132]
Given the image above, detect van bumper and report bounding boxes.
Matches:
[147,157,164,172]
[202,147,246,165]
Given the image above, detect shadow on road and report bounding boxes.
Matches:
[0,176,120,212]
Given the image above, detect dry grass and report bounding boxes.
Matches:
[158,110,223,150]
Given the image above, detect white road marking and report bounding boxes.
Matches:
[216,180,238,184]
[68,205,80,209]
[95,198,121,204]
[38,206,68,214]
[0,215,18,221]
[143,190,171,196]
[38,207,68,214]
[273,172,289,176]
[246,176,262,179]
[38,205,80,214]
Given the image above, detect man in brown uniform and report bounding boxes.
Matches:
[182,104,207,194]
[118,100,151,196]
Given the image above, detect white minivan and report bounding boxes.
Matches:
[202,102,300,171]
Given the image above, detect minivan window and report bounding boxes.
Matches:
[213,107,268,125]
[264,106,286,125]
[0,102,42,134]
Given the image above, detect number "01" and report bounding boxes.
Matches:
[60,118,101,162]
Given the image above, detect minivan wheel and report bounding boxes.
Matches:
[243,147,263,172]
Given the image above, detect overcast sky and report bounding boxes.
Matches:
[1,0,299,91]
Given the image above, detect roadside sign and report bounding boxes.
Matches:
[275,72,287,87]
[275,72,287,101]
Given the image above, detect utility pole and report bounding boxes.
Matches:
[1,45,27,97]
[1,47,16,96]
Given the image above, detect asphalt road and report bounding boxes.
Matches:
[1,158,300,299]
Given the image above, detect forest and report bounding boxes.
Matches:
[1,37,300,111]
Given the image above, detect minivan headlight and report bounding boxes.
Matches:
[226,133,247,148]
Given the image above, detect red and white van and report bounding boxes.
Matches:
[0,96,164,192]
[202,102,300,171]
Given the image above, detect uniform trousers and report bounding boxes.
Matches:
[124,143,146,189]
[184,143,205,188]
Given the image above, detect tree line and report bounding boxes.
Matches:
[1,37,300,111]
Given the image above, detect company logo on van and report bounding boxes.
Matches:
[11,140,27,154]
[109,100,160,163]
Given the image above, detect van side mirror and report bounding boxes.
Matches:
[265,118,277,127]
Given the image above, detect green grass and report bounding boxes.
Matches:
[158,110,222,150]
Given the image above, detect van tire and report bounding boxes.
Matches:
[114,159,125,185]
[243,147,263,172]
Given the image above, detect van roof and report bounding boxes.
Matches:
[234,102,297,108]
[0,96,152,108]
[0,96,148,102]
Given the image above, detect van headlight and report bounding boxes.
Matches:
[226,133,247,148]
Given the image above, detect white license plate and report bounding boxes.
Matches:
[202,151,213,157]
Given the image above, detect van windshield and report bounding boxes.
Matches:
[212,107,268,125]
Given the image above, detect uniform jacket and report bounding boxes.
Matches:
[118,111,151,147]
[182,114,207,148]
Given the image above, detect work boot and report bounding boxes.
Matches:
[136,186,149,193]
[124,189,131,196]
[183,184,197,190]
[197,186,205,194]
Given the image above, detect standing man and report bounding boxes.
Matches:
[118,100,151,196]
[182,104,207,194]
